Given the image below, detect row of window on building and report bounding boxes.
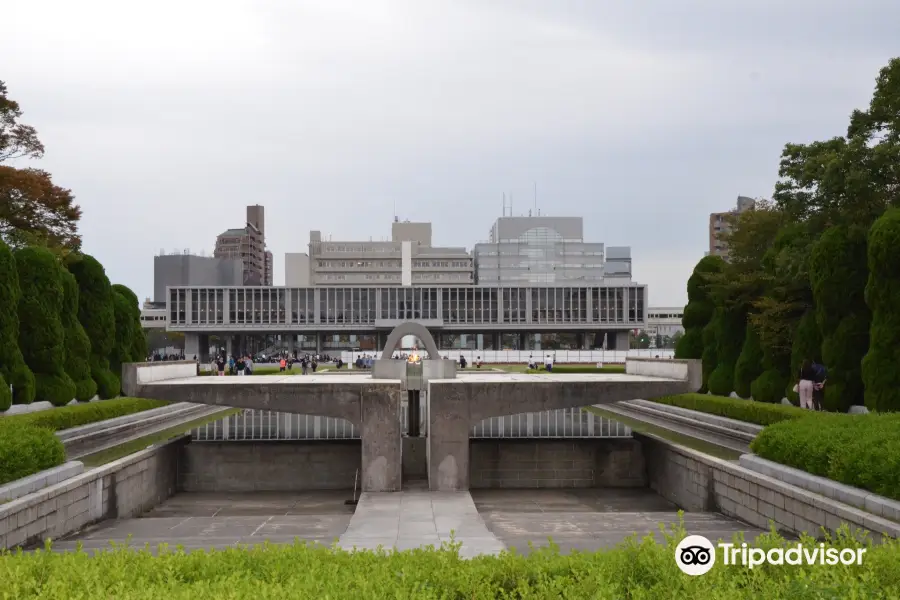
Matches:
[168,286,646,327]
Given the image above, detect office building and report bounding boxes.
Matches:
[295,219,474,286]
[214,204,273,285]
[709,196,756,259]
[152,252,243,304]
[646,306,685,338]
[167,282,645,356]
[473,214,631,285]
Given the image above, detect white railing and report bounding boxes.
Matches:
[191,407,631,440]
[342,348,675,364]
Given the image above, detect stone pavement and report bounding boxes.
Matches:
[337,485,506,557]
[472,489,768,556]
[50,488,764,557]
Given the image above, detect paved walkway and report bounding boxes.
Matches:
[338,488,506,557]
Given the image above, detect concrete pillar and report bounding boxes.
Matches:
[614,330,630,351]
[185,332,202,361]
[360,389,402,492]
[491,332,501,350]
[476,334,484,350]
[518,332,526,350]
[426,382,470,491]
[316,333,323,354]
[225,336,233,357]
[287,335,295,355]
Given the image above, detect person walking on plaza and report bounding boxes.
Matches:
[796,359,817,409]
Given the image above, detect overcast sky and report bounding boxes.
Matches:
[4,0,898,306]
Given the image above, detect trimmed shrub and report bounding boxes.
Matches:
[750,369,788,404]
[675,256,723,364]
[0,240,35,406]
[809,225,870,411]
[14,247,76,407]
[112,284,147,362]
[1,397,169,432]
[733,322,763,398]
[0,373,9,412]
[862,208,900,412]
[650,393,809,426]
[109,289,133,386]
[751,412,900,501]
[0,422,66,485]
[60,269,96,402]
[706,306,745,396]
[700,314,719,393]
[1,526,898,598]
[786,310,820,405]
[67,254,119,399]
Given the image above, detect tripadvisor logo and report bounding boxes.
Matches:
[675,535,866,576]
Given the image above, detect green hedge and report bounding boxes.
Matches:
[809,225,870,412]
[14,247,76,407]
[527,365,626,374]
[60,270,97,402]
[112,284,147,362]
[0,373,10,413]
[1,526,897,598]
[707,306,746,396]
[0,397,169,432]
[0,423,65,485]
[862,208,900,412]
[676,255,723,364]
[650,393,810,426]
[67,254,119,399]
[0,240,35,406]
[751,412,900,501]
[733,322,763,399]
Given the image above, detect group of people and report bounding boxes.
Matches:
[796,359,828,410]
[212,354,255,376]
[527,354,555,372]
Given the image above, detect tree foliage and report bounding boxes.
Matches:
[15,246,76,406]
[0,81,81,254]
[112,284,147,362]
[0,80,44,162]
[862,208,900,411]
[67,254,119,399]
[693,57,900,412]
[0,239,35,405]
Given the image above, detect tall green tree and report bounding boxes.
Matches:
[113,284,147,362]
[15,246,76,406]
[67,254,119,399]
[0,239,35,406]
[61,269,96,402]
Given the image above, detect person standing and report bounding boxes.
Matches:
[811,361,827,411]
[797,359,817,410]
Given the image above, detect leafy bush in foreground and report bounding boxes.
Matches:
[0,424,65,485]
[1,523,897,599]
[650,393,810,426]
[0,397,169,432]
[750,412,900,501]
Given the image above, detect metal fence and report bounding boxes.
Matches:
[191,407,631,441]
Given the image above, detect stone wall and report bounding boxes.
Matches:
[639,433,900,542]
[0,436,186,550]
[469,439,647,489]
[179,441,361,492]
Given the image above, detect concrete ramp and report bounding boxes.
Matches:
[338,490,506,557]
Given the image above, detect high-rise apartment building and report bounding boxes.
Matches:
[708,196,756,259]
[214,204,272,286]
[286,219,474,286]
[473,214,631,285]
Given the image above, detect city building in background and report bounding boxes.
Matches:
[152,251,243,304]
[167,283,645,358]
[708,196,756,259]
[214,204,272,286]
[473,212,631,285]
[289,218,474,286]
[646,306,685,339]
